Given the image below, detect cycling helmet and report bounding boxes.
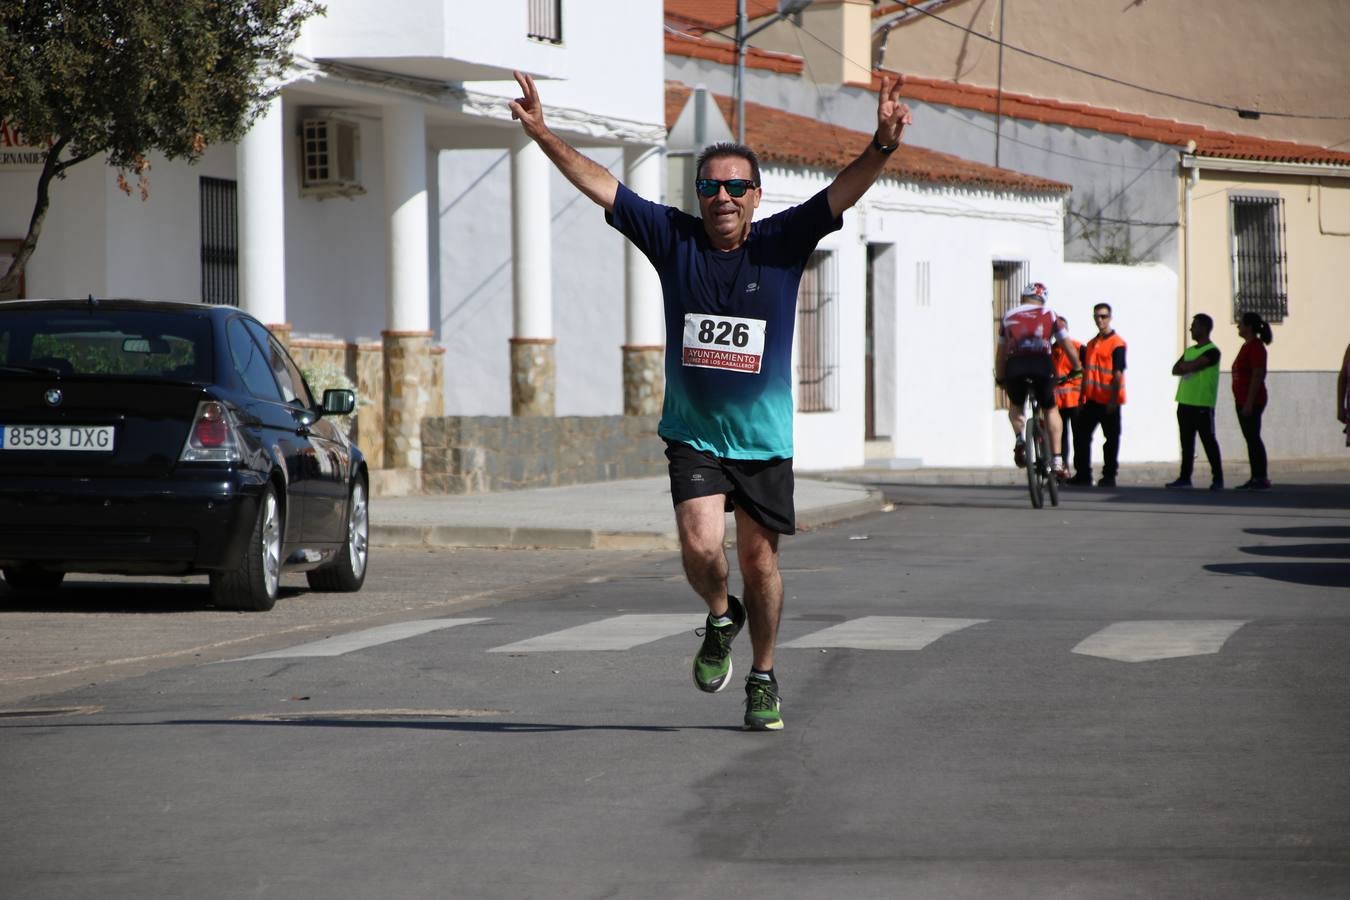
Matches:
[1021,281,1048,301]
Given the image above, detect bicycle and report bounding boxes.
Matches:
[1018,375,1059,510]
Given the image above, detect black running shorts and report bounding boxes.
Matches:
[1003,355,1057,410]
[663,439,796,535]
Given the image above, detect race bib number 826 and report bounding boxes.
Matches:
[682,314,766,374]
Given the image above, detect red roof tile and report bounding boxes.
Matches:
[665,0,780,33]
[666,82,1070,194]
[664,31,804,74]
[871,73,1350,166]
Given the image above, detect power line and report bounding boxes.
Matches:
[881,0,1350,122]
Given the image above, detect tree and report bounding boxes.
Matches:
[0,0,324,298]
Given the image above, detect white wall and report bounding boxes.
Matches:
[436,147,629,416]
[2,160,108,298]
[283,108,390,342]
[1059,261,1180,464]
[822,183,1069,470]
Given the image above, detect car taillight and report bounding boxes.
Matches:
[180,400,242,462]
[194,406,228,447]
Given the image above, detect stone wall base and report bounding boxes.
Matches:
[422,415,665,494]
[622,345,665,417]
[510,338,556,417]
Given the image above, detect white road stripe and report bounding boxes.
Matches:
[1072,620,1249,662]
[488,614,704,652]
[780,616,989,650]
[227,618,491,661]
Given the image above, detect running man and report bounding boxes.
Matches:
[508,70,913,731]
[996,282,1081,478]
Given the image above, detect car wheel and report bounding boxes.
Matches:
[210,484,282,611]
[1,566,66,591]
[306,478,369,593]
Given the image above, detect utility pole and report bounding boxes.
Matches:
[734,0,813,145]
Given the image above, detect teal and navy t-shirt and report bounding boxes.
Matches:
[606,183,842,460]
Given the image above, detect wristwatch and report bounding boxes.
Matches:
[871,134,899,154]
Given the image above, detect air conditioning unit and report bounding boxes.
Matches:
[299,117,365,199]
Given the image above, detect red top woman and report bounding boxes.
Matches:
[1232,312,1272,490]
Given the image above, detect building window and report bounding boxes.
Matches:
[797,249,838,413]
[992,260,1028,409]
[200,177,238,306]
[1229,193,1287,323]
[527,0,562,44]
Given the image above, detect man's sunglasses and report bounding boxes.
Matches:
[695,178,759,198]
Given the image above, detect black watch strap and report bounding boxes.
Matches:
[872,134,899,155]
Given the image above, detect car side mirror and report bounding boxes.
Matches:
[321,388,356,417]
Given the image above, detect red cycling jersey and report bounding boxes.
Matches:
[1001,303,1065,357]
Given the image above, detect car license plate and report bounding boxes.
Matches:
[0,424,116,451]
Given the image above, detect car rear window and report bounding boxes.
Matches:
[0,308,212,379]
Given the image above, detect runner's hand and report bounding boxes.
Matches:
[875,74,913,147]
[509,70,548,142]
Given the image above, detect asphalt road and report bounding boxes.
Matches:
[3,478,1348,899]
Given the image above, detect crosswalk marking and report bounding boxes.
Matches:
[1071,620,1249,663]
[488,614,704,653]
[227,618,491,661]
[779,616,989,650]
[218,615,1258,664]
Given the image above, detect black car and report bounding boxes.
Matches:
[0,298,369,610]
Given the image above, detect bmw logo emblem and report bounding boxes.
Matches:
[44,388,62,407]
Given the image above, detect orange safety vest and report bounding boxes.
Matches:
[1051,339,1084,408]
[1082,331,1127,404]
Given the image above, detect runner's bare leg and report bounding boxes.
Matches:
[674,494,730,617]
[734,507,782,672]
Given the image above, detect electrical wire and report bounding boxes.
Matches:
[879,1,1350,122]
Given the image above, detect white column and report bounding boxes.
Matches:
[383,101,429,332]
[237,96,286,324]
[623,145,664,345]
[511,134,552,338]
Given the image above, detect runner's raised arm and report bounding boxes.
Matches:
[825,74,913,219]
[509,70,619,212]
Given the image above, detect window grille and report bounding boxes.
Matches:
[528,0,563,44]
[797,250,838,413]
[1229,193,1287,322]
[992,260,1028,409]
[200,177,238,306]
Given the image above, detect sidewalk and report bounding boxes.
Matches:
[370,477,886,550]
[368,458,1350,551]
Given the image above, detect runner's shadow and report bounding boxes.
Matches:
[171,718,744,733]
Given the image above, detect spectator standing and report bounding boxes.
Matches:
[1166,313,1223,490]
[1050,315,1084,477]
[1232,312,1273,490]
[1069,303,1126,487]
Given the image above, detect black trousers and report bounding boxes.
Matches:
[1059,404,1078,464]
[1176,403,1222,482]
[1237,403,1268,481]
[1074,400,1121,479]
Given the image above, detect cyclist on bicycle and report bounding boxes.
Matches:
[996,281,1081,478]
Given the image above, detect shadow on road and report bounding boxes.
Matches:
[1203,562,1350,589]
[1,717,742,734]
[0,581,306,614]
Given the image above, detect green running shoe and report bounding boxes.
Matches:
[743,675,783,731]
[692,594,744,693]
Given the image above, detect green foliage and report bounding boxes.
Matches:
[301,359,362,434]
[0,0,324,170]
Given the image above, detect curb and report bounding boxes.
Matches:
[369,487,888,551]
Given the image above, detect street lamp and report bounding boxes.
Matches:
[734,0,813,144]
